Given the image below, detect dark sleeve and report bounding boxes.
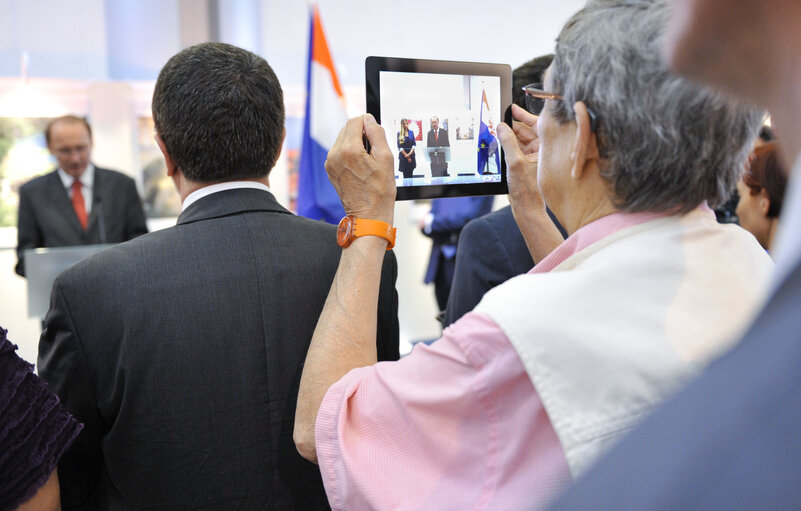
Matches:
[0,329,82,511]
[375,249,400,362]
[15,186,42,278]
[122,178,148,240]
[38,281,106,509]
[429,196,494,234]
[443,216,515,327]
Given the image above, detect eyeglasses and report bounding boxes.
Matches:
[522,84,599,133]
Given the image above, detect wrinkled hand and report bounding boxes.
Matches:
[325,114,396,224]
[497,104,545,216]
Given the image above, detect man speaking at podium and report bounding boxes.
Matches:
[15,115,148,277]
[426,115,450,177]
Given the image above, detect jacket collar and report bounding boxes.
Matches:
[176,187,292,225]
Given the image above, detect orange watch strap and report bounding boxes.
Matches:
[340,216,396,249]
[352,217,396,249]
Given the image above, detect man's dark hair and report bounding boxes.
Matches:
[45,115,92,145]
[152,42,285,182]
[512,54,554,110]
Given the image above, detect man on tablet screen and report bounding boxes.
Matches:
[426,115,450,177]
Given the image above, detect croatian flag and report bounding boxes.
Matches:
[297,4,348,224]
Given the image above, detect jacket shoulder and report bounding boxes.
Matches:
[19,170,58,192]
[94,166,137,184]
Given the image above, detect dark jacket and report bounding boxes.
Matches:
[39,188,400,510]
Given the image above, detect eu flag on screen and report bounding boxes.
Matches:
[297,4,347,224]
[477,88,499,175]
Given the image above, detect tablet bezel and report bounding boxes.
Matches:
[365,56,512,201]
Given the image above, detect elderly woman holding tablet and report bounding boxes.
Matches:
[295,1,773,509]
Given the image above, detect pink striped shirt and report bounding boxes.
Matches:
[315,208,678,510]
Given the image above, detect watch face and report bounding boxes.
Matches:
[336,216,353,246]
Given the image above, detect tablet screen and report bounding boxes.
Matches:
[366,57,512,200]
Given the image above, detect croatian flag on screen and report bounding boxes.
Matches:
[297,4,347,224]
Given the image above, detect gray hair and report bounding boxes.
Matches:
[548,0,763,212]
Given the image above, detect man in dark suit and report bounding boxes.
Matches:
[549,0,801,509]
[443,206,566,326]
[421,195,493,313]
[38,42,399,510]
[15,115,148,277]
[426,116,450,177]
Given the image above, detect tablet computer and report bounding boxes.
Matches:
[365,56,512,200]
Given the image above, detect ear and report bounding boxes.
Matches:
[570,101,600,180]
[758,189,771,215]
[274,127,287,164]
[154,134,178,177]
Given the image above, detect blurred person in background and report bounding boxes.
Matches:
[737,142,787,253]
[15,115,148,277]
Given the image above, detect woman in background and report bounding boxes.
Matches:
[737,142,788,252]
[397,118,416,178]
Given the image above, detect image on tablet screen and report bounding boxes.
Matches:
[378,71,503,188]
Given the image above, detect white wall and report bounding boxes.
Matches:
[0,0,109,79]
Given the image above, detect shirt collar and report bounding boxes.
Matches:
[531,204,714,274]
[58,164,95,189]
[181,181,272,212]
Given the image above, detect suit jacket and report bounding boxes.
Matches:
[549,256,801,510]
[443,206,567,326]
[423,196,494,285]
[38,188,400,510]
[426,128,450,148]
[443,206,532,326]
[15,167,148,277]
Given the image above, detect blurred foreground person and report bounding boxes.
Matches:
[0,327,81,511]
[294,1,771,509]
[38,42,398,509]
[549,0,801,509]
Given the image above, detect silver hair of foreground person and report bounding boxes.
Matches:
[548,0,763,213]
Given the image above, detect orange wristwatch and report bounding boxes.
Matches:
[336,215,396,250]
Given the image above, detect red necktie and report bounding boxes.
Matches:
[71,180,88,230]
[435,131,438,143]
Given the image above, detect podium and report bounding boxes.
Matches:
[25,244,115,319]
[424,146,451,163]
[425,146,451,177]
